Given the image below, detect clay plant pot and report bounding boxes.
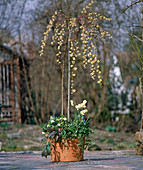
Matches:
[49,137,85,162]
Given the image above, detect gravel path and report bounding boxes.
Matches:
[0,150,143,170]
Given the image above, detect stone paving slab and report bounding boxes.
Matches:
[0,150,143,170]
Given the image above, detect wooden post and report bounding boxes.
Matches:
[16,58,21,124]
[10,58,15,123]
[1,65,4,105]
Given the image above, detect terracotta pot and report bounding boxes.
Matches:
[48,137,85,162]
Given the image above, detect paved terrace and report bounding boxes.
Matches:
[0,150,143,170]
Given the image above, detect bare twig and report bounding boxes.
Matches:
[127,29,143,42]
[122,0,143,13]
[132,34,143,42]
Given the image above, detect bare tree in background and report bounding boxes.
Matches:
[122,0,143,129]
[0,0,142,128]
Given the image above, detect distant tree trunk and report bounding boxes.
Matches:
[140,7,143,129]
[20,50,39,124]
[96,41,107,119]
[140,77,143,129]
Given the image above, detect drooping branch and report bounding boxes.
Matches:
[39,1,112,121]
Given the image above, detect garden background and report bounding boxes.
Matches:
[0,0,142,152]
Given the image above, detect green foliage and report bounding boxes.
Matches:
[106,125,116,132]
[97,137,116,145]
[88,142,101,151]
[1,142,25,152]
[0,133,8,140]
[41,103,91,158]
[86,138,101,151]
[41,144,51,158]
[96,109,112,123]
[29,146,43,151]
[42,114,91,140]
[117,142,136,150]
[14,124,24,129]
[102,138,115,144]
[39,124,45,128]
[0,122,12,130]
[42,114,91,139]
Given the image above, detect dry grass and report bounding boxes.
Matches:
[0,123,136,152]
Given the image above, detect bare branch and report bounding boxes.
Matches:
[122,0,143,13]
[132,34,143,42]
[127,30,143,42]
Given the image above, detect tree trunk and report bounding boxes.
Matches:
[95,41,107,119]
[67,27,72,121]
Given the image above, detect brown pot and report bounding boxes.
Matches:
[49,137,85,162]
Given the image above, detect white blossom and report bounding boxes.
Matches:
[42,132,45,134]
[50,116,54,119]
[51,120,55,123]
[75,105,79,110]
[81,103,86,108]
[70,100,74,106]
[75,100,88,110]
[83,100,87,104]
[63,117,67,121]
[80,109,88,115]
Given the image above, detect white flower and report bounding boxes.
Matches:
[57,123,61,127]
[50,116,54,120]
[84,109,88,113]
[75,101,87,110]
[42,132,45,134]
[80,109,88,115]
[81,103,86,108]
[78,104,83,109]
[47,124,50,127]
[51,120,55,123]
[80,110,85,115]
[83,100,87,104]
[70,100,74,106]
[63,117,67,121]
[75,105,79,110]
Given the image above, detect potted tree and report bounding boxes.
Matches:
[42,100,90,162]
[40,1,112,162]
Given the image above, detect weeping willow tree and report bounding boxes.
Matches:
[39,0,112,121]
